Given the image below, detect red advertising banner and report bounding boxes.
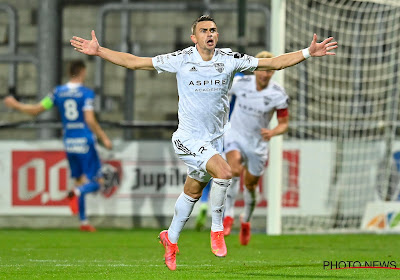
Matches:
[12,151,70,206]
[12,150,121,206]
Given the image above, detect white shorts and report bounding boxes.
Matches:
[172,131,223,182]
[224,137,268,177]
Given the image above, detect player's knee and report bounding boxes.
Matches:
[189,192,202,200]
[183,190,202,200]
[231,168,241,177]
[230,164,243,177]
[245,183,258,192]
[218,166,232,180]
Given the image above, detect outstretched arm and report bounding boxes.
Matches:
[3,96,46,116]
[256,34,338,71]
[70,30,154,71]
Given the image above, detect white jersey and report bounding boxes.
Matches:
[152,46,258,141]
[227,75,289,154]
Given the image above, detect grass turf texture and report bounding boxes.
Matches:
[0,229,399,279]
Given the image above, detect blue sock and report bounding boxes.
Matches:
[77,181,100,221]
[200,180,212,203]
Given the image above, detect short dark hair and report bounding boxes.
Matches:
[191,15,216,35]
[69,60,86,77]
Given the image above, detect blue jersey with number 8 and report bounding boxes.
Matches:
[51,83,95,141]
[45,82,101,179]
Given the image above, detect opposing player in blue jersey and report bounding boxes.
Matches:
[70,15,337,270]
[3,60,112,232]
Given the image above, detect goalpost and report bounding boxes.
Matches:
[267,0,400,233]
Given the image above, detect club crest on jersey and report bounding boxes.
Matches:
[214,63,224,73]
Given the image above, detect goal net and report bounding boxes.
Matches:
[279,0,400,232]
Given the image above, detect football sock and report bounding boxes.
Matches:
[242,188,256,223]
[168,192,198,243]
[224,177,240,218]
[77,181,100,221]
[210,178,232,232]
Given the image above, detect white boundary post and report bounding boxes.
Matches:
[266,0,286,235]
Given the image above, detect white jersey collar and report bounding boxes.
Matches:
[193,45,219,63]
[66,82,82,88]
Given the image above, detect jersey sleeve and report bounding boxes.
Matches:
[274,87,290,110]
[152,50,185,74]
[230,52,258,73]
[83,89,95,111]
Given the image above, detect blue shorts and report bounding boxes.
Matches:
[66,142,102,181]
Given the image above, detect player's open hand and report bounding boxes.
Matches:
[3,96,18,109]
[70,30,100,56]
[309,34,338,57]
[102,137,113,150]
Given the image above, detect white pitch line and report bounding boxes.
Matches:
[0,260,215,268]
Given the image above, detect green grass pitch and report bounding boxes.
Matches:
[0,229,399,279]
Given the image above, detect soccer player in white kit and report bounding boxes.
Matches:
[223,51,289,246]
[70,15,338,270]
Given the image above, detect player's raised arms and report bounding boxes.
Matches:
[70,30,154,71]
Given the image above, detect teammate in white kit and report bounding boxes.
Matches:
[222,51,289,246]
[70,15,337,270]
